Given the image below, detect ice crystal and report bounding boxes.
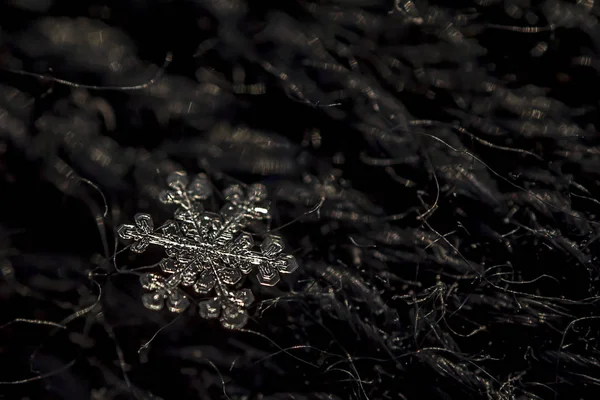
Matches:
[118,171,298,329]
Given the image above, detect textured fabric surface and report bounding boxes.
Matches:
[1,1,600,399]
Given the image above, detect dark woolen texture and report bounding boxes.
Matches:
[1,0,600,399]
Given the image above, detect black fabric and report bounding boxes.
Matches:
[1,0,600,399]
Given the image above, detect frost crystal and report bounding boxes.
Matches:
[118,171,298,329]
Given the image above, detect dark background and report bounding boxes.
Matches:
[1,0,600,399]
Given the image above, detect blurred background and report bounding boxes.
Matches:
[1,0,600,399]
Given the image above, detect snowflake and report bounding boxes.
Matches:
[118,171,298,329]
